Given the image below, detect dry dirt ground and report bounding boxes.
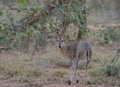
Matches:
[0,25,119,87]
[0,44,118,87]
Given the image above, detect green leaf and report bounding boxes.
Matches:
[16,32,28,39]
[19,0,27,6]
[46,0,49,3]
[0,10,4,16]
[0,32,5,39]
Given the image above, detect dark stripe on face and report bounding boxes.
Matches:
[58,37,62,48]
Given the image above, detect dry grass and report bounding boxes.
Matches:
[52,70,67,77]
[0,30,119,87]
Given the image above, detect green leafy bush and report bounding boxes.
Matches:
[0,10,4,16]
[105,57,120,78]
[100,26,120,44]
[0,32,5,45]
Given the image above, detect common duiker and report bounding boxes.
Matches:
[55,31,92,85]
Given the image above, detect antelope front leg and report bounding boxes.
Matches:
[67,60,74,85]
[74,57,79,84]
[74,59,79,83]
[67,59,79,85]
[85,57,91,83]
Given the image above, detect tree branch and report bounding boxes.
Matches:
[13,0,73,32]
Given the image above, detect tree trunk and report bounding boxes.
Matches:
[77,0,87,40]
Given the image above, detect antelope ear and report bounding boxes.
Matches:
[53,33,58,40]
[63,32,67,38]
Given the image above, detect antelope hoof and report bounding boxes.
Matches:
[76,80,79,83]
[87,80,91,84]
[67,80,71,85]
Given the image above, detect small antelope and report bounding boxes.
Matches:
[55,31,92,85]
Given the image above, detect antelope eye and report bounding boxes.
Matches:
[61,40,64,42]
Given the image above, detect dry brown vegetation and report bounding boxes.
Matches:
[0,26,119,87]
[0,0,120,87]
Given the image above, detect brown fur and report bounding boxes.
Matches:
[58,40,92,85]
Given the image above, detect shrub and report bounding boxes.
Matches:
[105,58,120,78]
[100,26,120,44]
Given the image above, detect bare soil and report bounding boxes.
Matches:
[0,25,119,87]
[0,45,117,87]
